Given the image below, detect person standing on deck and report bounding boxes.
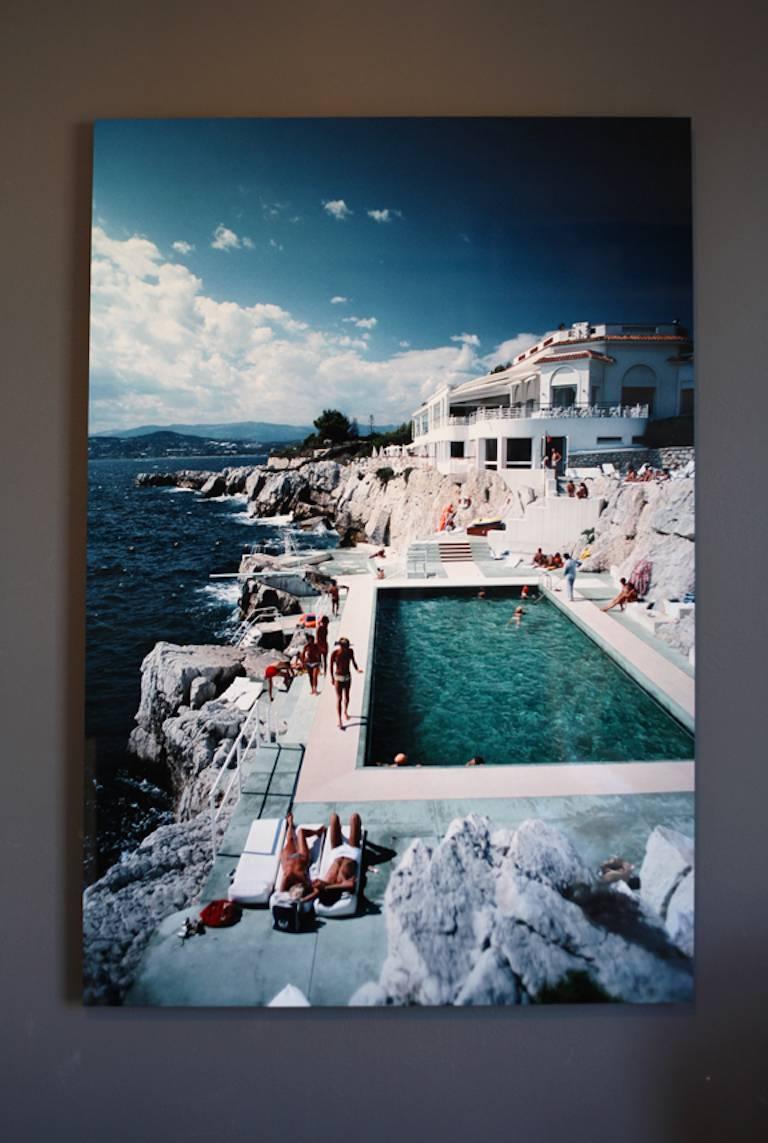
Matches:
[316,614,330,674]
[562,552,582,602]
[329,580,340,617]
[302,633,323,695]
[330,637,362,729]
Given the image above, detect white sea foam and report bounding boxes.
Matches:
[162,486,196,494]
[199,581,241,607]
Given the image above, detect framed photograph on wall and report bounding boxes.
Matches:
[84,118,694,1006]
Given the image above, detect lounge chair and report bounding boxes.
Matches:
[313,824,366,919]
[227,817,286,906]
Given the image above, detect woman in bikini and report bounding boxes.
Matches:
[277,813,324,903]
[330,637,362,729]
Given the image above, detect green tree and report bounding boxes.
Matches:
[313,408,351,444]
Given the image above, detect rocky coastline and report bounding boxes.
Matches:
[83,455,696,1003]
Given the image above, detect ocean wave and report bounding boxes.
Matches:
[205,492,248,503]
[162,486,197,493]
[199,580,241,607]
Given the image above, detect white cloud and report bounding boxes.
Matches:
[211,225,242,251]
[481,332,541,368]
[451,332,480,347]
[242,236,255,249]
[269,239,284,251]
[172,240,195,255]
[343,315,377,330]
[323,199,352,221]
[330,295,348,304]
[399,340,411,348]
[367,208,402,223]
[88,225,485,433]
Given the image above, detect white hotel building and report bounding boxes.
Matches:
[410,321,693,488]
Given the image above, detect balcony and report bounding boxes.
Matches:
[447,402,649,426]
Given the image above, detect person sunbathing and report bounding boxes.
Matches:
[311,812,363,905]
[625,466,638,482]
[278,813,326,903]
[546,552,563,570]
[601,578,638,612]
[532,547,546,566]
[577,482,588,499]
[566,480,576,498]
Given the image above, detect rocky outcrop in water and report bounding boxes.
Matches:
[351,816,693,1006]
[128,642,277,815]
[83,812,219,1005]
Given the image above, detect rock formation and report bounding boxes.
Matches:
[351,816,694,1006]
[83,812,220,1005]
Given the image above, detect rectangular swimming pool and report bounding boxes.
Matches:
[364,586,694,767]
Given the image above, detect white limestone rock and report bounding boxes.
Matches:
[189,677,217,708]
[639,825,694,917]
[351,817,693,1007]
[665,869,694,956]
[83,811,221,1005]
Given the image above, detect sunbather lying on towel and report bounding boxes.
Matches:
[278,811,362,905]
[278,813,325,903]
[312,812,362,906]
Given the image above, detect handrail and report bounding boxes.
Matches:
[231,605,281,647]
[208,692,275,858]
[443,403,648,427]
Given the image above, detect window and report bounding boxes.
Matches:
[484,438,498,469]
[450,441,465,458]
[505,438,532,467]
[597,436,623,444]
[680,389,694,415]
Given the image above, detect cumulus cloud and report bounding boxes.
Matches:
[481,332,541,369]
[269,238,284,251]
[211,225,242,251]
[242,236,255,249]
[330,295,348,304]
[451,332,480,347]
[343,315,377,330]
[367,208,402,223]
[399,340,411,348]
[88,225,484,433]
[323,199,352,221]
[172,240,195,255]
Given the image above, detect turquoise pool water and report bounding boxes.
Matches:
[365,587,694,767]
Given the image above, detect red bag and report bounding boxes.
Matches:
[199,899,242,928]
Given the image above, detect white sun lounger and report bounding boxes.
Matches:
[313,825,366,919]
[218,677,265,711]
[227,817,286,906]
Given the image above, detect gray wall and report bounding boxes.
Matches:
[2,2,767,1140]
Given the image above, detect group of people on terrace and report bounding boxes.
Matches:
[263,578,363,730]
[565,480,589,499]
[625,463,671,483]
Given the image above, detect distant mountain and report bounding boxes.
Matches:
[93,420,314,443]
[88,430,272,461]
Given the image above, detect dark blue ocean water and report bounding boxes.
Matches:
[85,456,334,883]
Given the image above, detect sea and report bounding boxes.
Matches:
[85,455,336,885]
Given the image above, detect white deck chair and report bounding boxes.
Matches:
[227,817,286,906]
[313,823,366,919]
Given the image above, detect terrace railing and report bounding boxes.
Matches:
[208,691,276,858]
[231,605,281,648]
[447,403,649,426]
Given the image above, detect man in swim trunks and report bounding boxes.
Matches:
[329,580,340,617]
[330,636,362,728]
[302,633,323,695]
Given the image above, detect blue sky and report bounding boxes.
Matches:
[90,118,692,432]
